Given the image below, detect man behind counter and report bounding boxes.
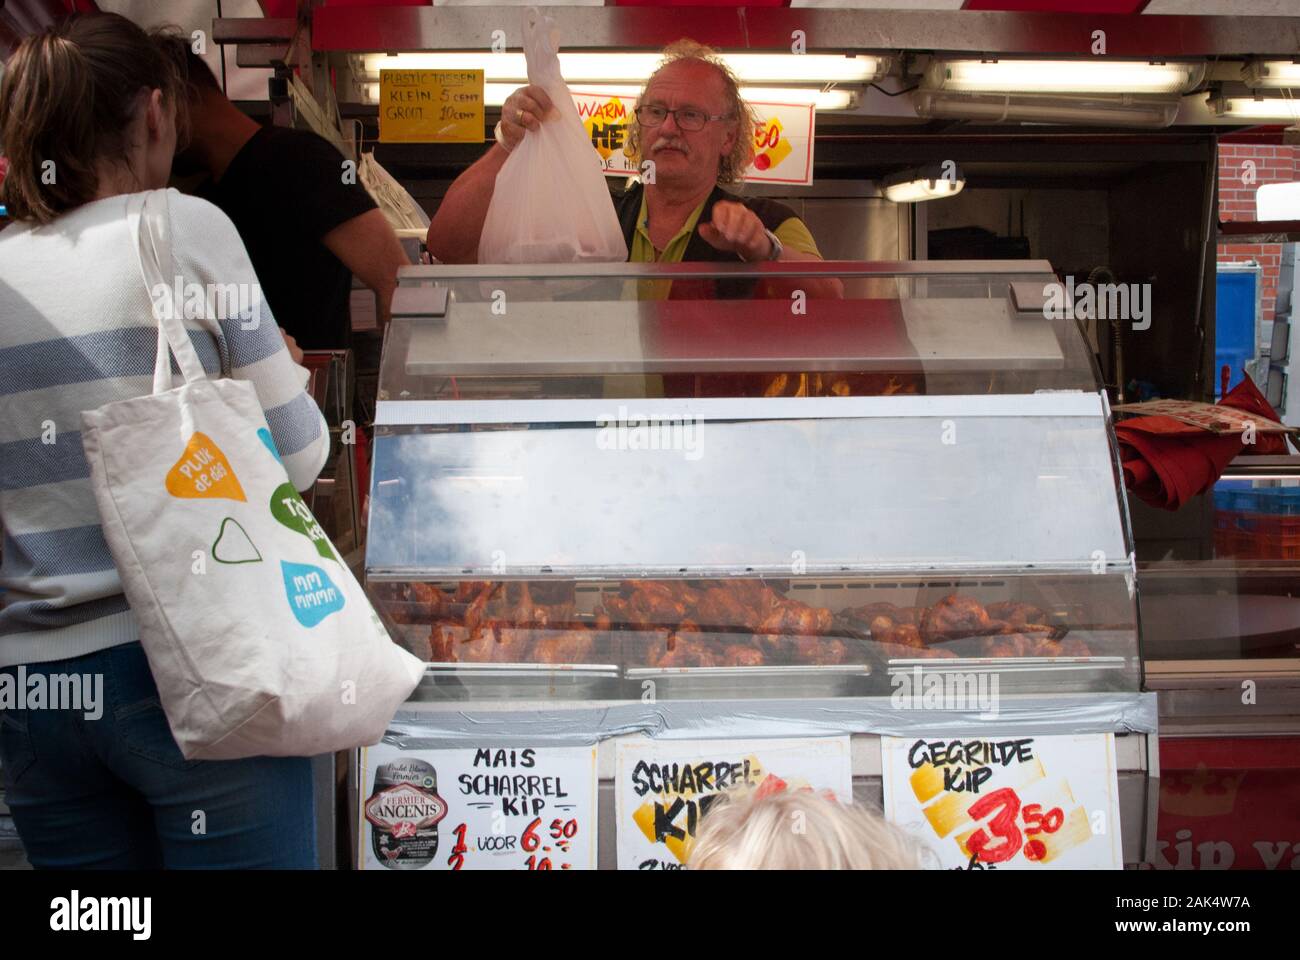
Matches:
[428,39,841,300]
[160,39,408,349]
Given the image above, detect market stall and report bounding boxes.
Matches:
[353,259,1156,870]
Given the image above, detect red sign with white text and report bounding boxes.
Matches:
[1155,737,1300,870]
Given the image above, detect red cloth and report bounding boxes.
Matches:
[1220,373,1293,456]
[1116,373,1291,510]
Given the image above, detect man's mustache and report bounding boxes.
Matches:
[651,136,690,154]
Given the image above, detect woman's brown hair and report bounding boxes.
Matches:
[0,13,184,223]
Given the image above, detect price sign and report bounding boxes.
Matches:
[881,734,1123,870]
[573,92,814,186]
[574,91,637,177]
[359,743,597,870]
[614,735,851,870]
[744,101,814,185]
[379,69,485,143]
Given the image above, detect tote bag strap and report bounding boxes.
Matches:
[125,190,210,394]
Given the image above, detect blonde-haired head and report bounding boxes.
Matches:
[624,39,758,186]
[687,788,922,870]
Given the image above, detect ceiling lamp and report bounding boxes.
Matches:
[359,81,854,110]
[356,52,888,86]
[924,58,1206,96]
[1242,60,1300,90]
[1211,96,1300,122]
[882,163,966,204]
[914,90,1179,128]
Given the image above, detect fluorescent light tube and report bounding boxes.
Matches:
[1243,60,1300,89]
[1213,96,1300,121]
[363,82,852,110]
[927,58,1204,95]
[359,52,884,85]
[914,90,1179,128]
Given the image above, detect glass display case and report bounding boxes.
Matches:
[364,260,1142,700]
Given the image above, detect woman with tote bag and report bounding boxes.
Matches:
[0,14,418,868]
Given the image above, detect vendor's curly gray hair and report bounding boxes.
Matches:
[624,39,758,186]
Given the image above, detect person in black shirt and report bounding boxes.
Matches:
[162,41,407,350]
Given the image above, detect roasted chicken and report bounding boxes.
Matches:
[398,581,1092,667]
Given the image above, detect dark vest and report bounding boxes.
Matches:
[614,183,799,299]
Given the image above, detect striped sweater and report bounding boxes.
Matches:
[0,189,330,668]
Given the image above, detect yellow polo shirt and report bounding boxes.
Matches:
[629,191,822,264]
[612,193,823,397]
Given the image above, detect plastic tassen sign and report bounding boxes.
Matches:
[379,69,485,143]
[573,92,815,186]
[881,733,1124,869]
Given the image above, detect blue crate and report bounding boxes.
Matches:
[1215,269,1258,398]
[1213,480,1300,515]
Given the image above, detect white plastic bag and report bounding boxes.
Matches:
[478,8,628,264]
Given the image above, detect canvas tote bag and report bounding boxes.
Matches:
[80,189,423,760]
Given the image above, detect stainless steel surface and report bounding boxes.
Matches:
[374,393,1106,426]
[400,297,1064,376]
[1146,659,1300,737]
[212,16,296,44]
[409,663,622,702]
[366,411,1130,578]
[889,655,1127,672]
[625,664,872,700]
[1220,454,1300,479]
[397,260,1057,282]
[890,655,1130,694]
[307,7,1300,57]
[392,284,448,319]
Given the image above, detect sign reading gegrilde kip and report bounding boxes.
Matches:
[881,733,1123,869]
[614,735,852,870]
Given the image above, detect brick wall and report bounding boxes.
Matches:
[1217,142,1299,323]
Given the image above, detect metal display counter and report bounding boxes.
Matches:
[356,260,1156,869]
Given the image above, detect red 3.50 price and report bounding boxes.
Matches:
[965,788,1064,864]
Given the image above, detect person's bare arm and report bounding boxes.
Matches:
[425,145,510,263]
[698,202,844,299]
[426,85,555,264]
[322,208,410,329]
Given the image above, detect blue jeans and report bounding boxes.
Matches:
[0,642,316,869]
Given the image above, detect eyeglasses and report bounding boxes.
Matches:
[634,104,733,132]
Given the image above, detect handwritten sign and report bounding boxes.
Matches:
[614,735,851,870]
[379,69,485,143]
[1114,399,1296,435]
[744,101,815,185]
[574,91,637,177]
[358,743,597,870]
[881,734,1123,870]
[573,93,814,186]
